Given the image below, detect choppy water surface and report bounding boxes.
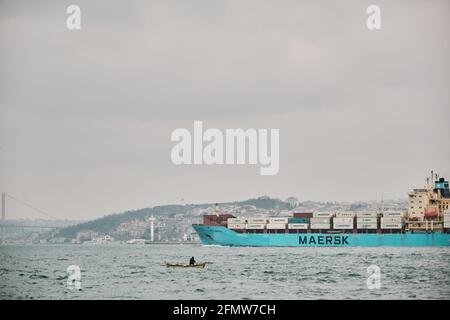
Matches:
[0,244,449,299]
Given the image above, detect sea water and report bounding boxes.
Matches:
[0,244,449,299]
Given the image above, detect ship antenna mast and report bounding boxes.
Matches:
[431,170,434,190]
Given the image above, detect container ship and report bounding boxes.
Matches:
[193,174,450,247]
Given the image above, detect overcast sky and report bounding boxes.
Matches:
[0,0,449,220]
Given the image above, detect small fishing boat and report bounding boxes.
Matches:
[165,262,207,269]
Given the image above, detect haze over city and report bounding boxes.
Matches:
[1,0,449,220]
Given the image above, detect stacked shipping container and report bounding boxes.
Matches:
[313,212,334,218]
[380,212,404,229]
[226,210,411,232]
[288,223,309,229]
[310,217,331,229]
[444,211,450,229]
[333,217,354,229]
[356,211,378,229]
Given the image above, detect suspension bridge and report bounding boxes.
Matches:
[0,192,63,243]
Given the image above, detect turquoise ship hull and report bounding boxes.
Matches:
[193,225,450,247]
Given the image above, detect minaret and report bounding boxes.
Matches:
[148,216,156,242]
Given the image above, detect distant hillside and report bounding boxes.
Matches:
[229,197,291,210]
[55,196,290,239]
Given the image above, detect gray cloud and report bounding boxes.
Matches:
[0,0,449,219]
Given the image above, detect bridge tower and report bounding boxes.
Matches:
[1,192,5,243]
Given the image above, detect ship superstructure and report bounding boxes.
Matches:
[406,172,450,231]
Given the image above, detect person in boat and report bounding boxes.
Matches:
[189,257,196,265]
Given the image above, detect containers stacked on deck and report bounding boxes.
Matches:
[288,217,309,230]
[310,216,331,229]
[357,211,379,218]
[288,213,312,230]
[288,217,309,223]
[380,211,404,229]
[227,210,409,231]
[268,217,288,223]
[333,217,354,229]
[227,217,268,230]
[313,212,334,218]
[266,223,286,229]
[227,217,291,230]
[227,218,247,230]
[246,217,267,230]
[444,211,450,229]
[356,218,378,229]
[293,211,313,218]
[227,223,247,229]
[335,211,356,218]
[288,223,309,229]
[380,220,403,229]
[246,217,267,223]
[267,217,288,230]
[246,224,265,229]
[356,211,378,229]
[383,211,404,218]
